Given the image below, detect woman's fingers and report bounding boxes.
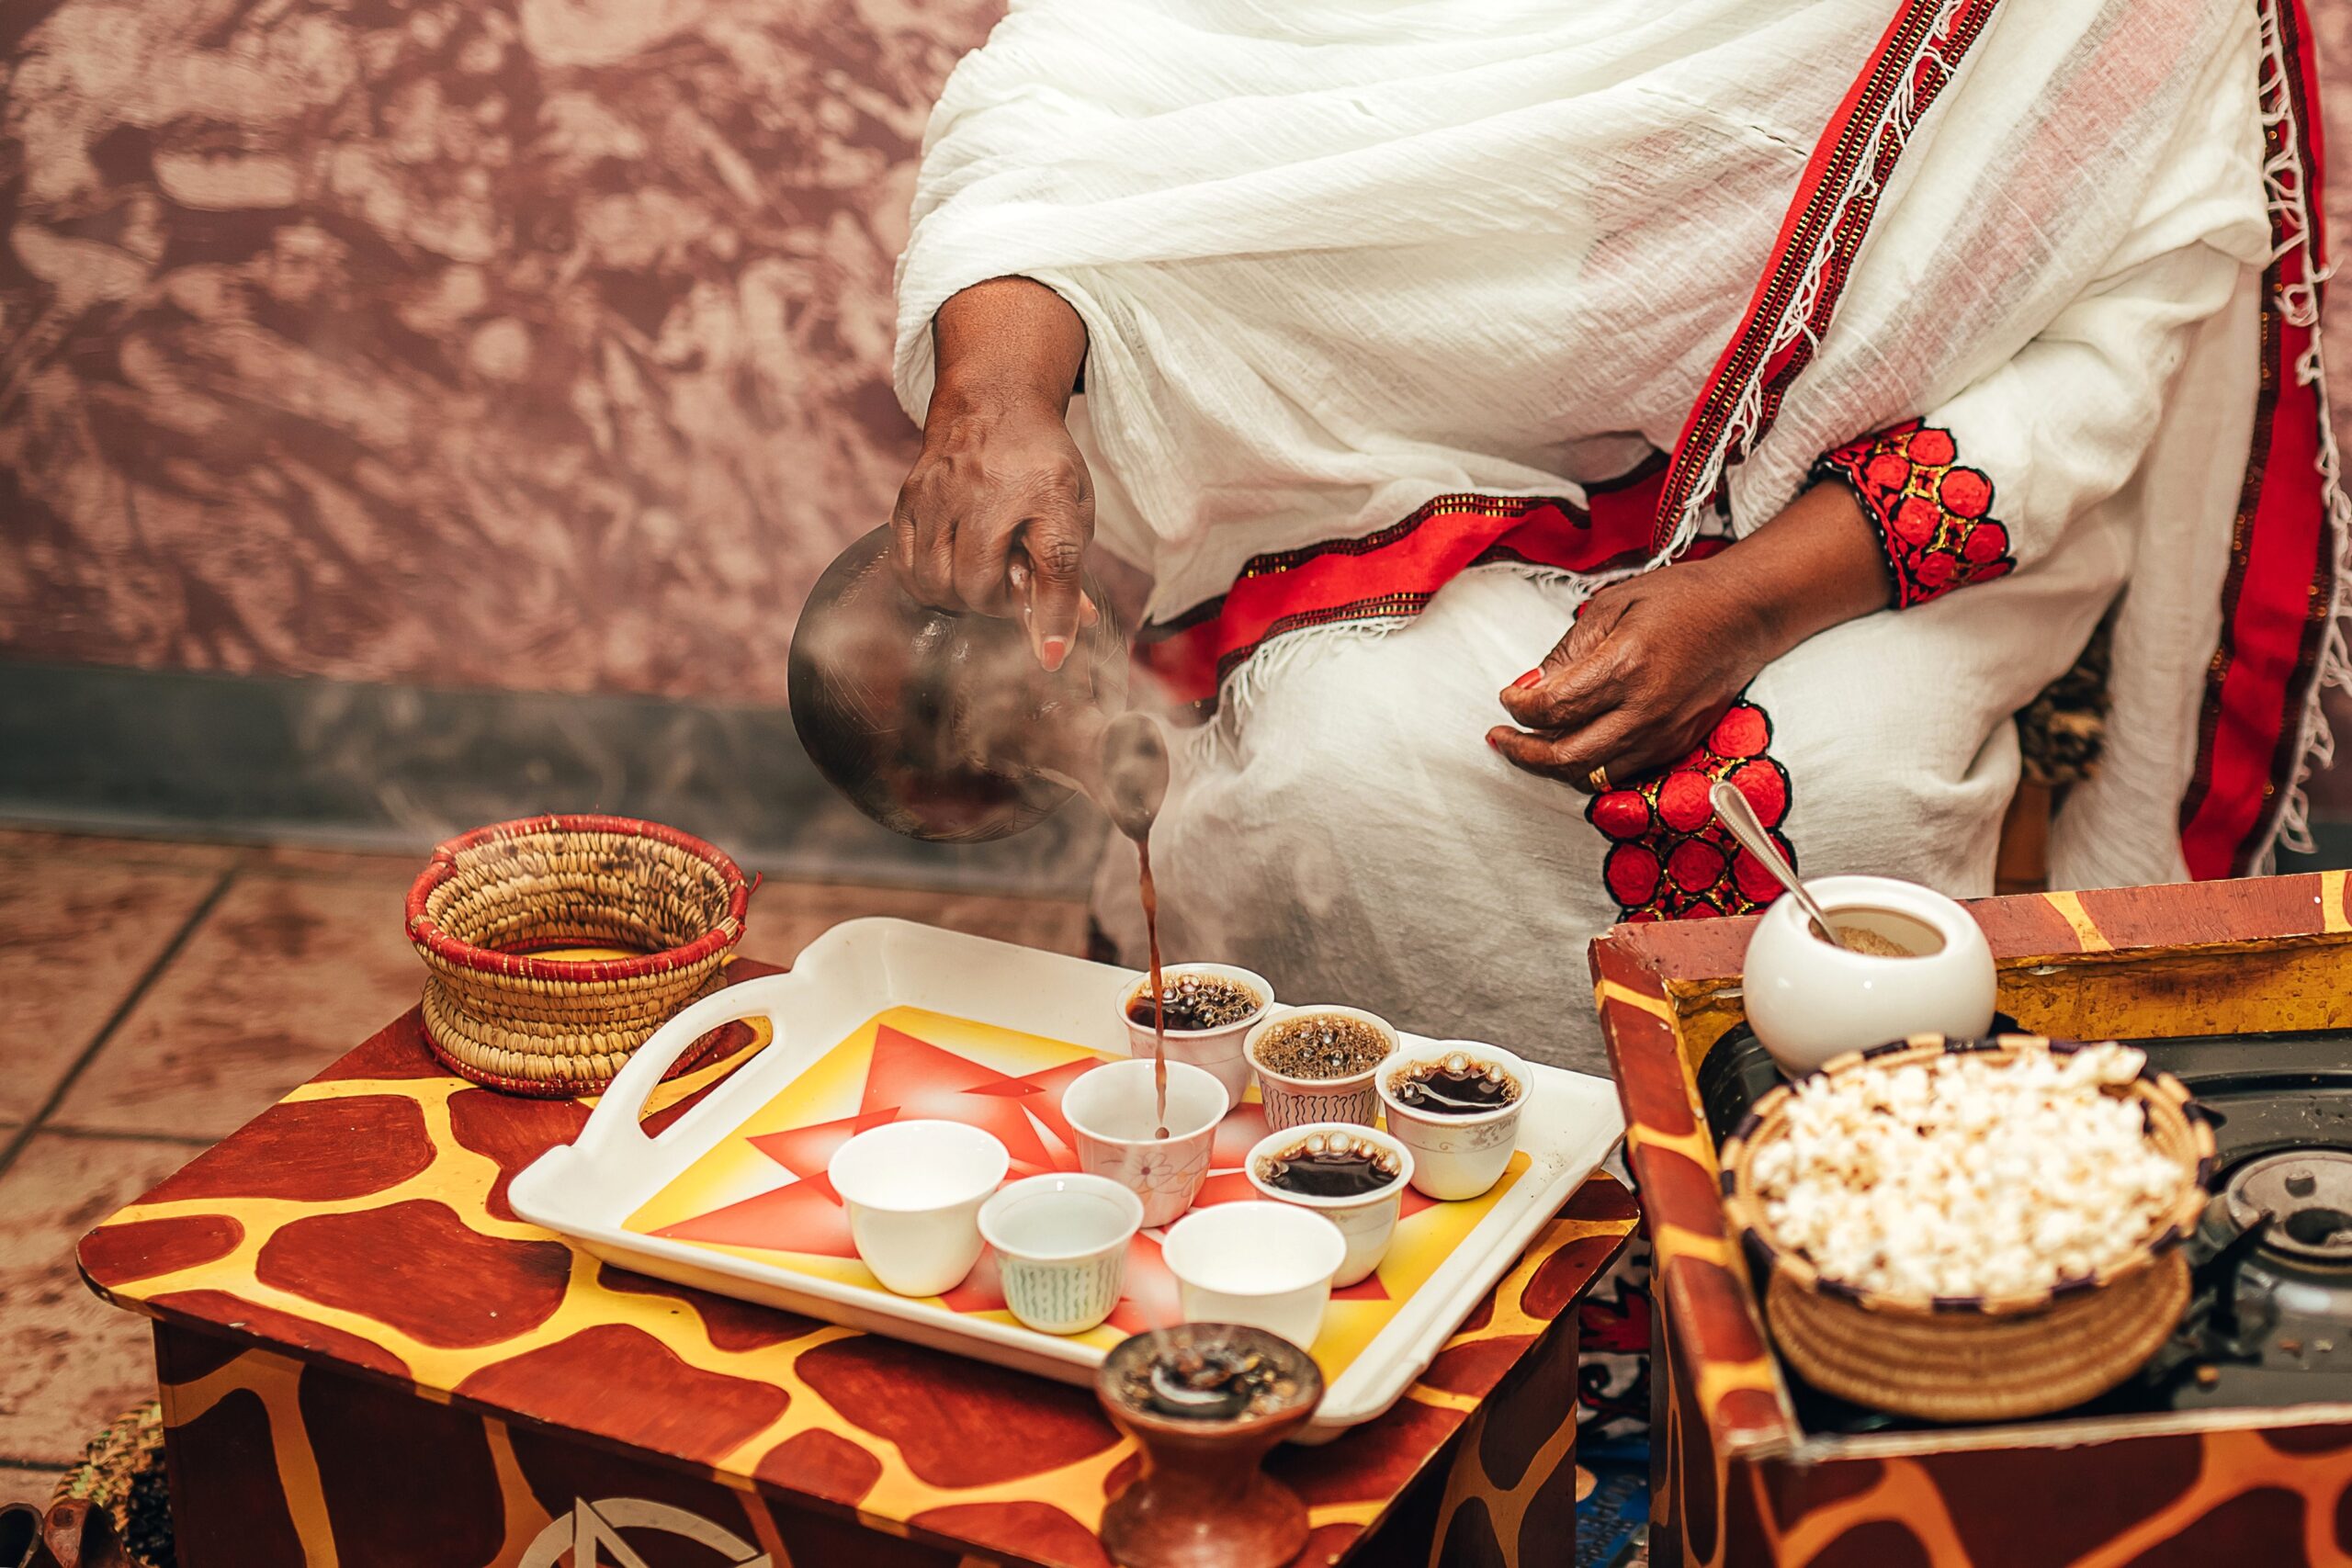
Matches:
[888,498,917,584]
[1498,634,1623,739]
[895,477,1101,673]
[953,498,1023,617]
[1498,657,1614,737]
[909,509,966,611]
[1497,594,1631,731]
[1487,705,1645,791]
[1021,502,1092,672]
[1009,558,1102,669]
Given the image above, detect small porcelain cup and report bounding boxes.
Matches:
[1245,1005,1397,1132]
[980,1173,1145,1335]
[1741,874,1997,1076]
[828,1120,1010,1297]
[1062,1059,1231,1228]
[1374,1043,1532,1201]
[1244,1122,1414,1287]
[1116,962,1274,1105]
[1162,1201,1347,1350]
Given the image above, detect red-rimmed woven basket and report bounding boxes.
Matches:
[1719,1033,2214,1422]
[406,815,750,1097]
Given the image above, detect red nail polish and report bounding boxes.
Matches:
[1510,670,1543,690]
[1040,636,1070,671]
[1486,732,1502,749]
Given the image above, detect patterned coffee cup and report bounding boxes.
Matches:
[1062,1059,1231,1228]
[1244,1006,1397,1132]
[979,1173,1144,1336]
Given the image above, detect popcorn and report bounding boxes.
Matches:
[1750,1043,2188,1299]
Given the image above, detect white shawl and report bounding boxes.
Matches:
[896,0,2341,884]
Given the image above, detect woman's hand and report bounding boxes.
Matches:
[891,277,1095,671]
[1488,482,1890,789]
[893,390,1095,666]
[1488,556,1777,786]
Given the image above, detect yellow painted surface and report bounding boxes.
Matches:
[2041,890,2112,953]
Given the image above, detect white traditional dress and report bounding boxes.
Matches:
[894,0,2341,1077]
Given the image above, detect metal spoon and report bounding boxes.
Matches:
[1709,778,1849,950]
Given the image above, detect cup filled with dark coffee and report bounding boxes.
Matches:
[1244,1122,1414,1286]
[1374,1043,1532,1201]
[1243,1006,1398,1131]
[1116,962,1272,1105]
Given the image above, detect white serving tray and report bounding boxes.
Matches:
[508,918,1623,1438]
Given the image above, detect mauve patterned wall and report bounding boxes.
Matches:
[1,1,2350,716]
[0,0,1000,705]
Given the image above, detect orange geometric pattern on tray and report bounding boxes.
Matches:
[627,1007,1512,1374]
[79,960,1636,1568]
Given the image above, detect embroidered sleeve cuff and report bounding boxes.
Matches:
[1811,420,2015,608]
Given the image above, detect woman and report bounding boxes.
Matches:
[886,0,2339,1077]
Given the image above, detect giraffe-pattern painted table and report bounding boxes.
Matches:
[78,958,1635,1567]
[1596,873,2352,1568]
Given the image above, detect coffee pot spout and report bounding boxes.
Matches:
[1068,710,1170,844]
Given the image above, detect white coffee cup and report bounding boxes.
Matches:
[1061,1058,1230,1228]
[1741,874,1997,1075]
[979,1173,1144,1336]
[1245,1005,1397,1132]
[1116,962,1273,1104]
[1161,1201,1347,1350]
[1244,1122,1414,1287]
[828,1120,1009,1297]
[1374,1043,1532,1201]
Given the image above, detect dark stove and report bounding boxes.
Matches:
[1698,1023,2352,1433]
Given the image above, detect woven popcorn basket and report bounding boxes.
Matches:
[1720,1033,2215,1423]
[406,815,750,1097]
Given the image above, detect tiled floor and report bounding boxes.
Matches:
[0,828,1088,1511]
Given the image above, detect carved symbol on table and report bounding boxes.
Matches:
[520,1496,770,1567]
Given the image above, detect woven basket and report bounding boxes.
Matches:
[1719,1032,2215,1423]
[406,815,750,1097]
[52,1401,168,1568]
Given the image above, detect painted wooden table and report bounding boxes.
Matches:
[78,958,1635,1568]
[1595,874,2352,1568]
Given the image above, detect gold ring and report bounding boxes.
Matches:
[1588,764,1611,793]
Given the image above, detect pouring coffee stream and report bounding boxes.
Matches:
[790,525,1179,1132]
[1102,712,1175,1137]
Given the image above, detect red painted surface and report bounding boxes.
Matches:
[255,1200,573,1347]
[457,1323,792,1464]
[76,1215,243,1285]
[144,1096,435,1203]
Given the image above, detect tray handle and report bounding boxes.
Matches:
[570,972,796,1168]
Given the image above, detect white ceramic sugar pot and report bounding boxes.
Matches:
[1741,874,1997,1075]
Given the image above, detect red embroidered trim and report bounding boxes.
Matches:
[1650,0,2006,551]
[2177,0,2339,878]
[1587,701,1793,922]
[1136,458,1667,716]
[1814,421,2014,607]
